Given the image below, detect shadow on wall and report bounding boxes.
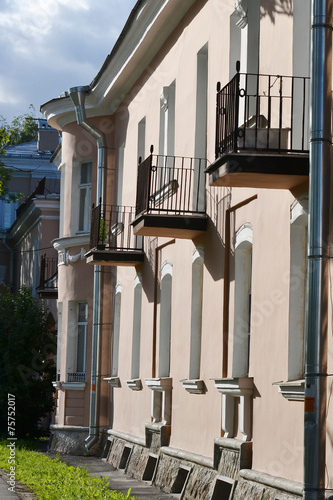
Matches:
[260,0,292,22]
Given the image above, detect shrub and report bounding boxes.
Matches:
[0,442,135,500]
[0,287,56,437]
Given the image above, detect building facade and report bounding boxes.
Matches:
[41,1,333,498]
[0,120,60,318]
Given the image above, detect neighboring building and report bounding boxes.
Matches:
[0,119,60,321]
[41,1,333,499]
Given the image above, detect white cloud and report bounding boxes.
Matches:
[0,0,137,121]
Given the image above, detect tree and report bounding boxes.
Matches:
[0,105,38,146]
[0,127,11,200]
[0,106,38,202]
[0,287,56,437]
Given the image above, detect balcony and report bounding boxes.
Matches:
[86,204,144,266]
[132,149,208,239]
[206,67,310,190]
[67,372,86,383]
[37,254,58,299]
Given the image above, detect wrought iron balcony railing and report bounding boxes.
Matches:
[38,254,58,291]
[67,372,86,383]
[215,66,310,158]
[135,148,208,217]
[90,204,143,252]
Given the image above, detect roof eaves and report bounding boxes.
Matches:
[89,0,144,90]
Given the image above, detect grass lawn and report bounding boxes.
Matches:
[0,440,135,500]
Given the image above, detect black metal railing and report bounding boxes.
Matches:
[215,66,310,158]
[90,204,143,251]
[67,372,86,383]
[38,254,58,290]
[135,148,208,217]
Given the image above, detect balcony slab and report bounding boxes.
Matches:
[132,213,207,239]
[206,152,309,190]
[85,249,144,266]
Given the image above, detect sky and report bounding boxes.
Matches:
[0,0,137,124]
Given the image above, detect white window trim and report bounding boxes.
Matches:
[232,223,253,379]
[183,245,205,394]
[111,284,122,378]
[275,196,308,402]
[159,261,173,378]
[131,273,143,382]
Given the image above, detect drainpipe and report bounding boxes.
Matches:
[69,86,107,451]
[303,1,331,499]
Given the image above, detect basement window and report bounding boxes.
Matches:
[119,445,132,470]
[211,476,235,500]
[102,438,112,459]
[142,454,158,482]
[171,465,191,497]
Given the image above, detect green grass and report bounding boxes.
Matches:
[0,441,135,500]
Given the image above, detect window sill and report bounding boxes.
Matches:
[61,382,86,391]
[181,379,205,394]
[273,379,305,401]
[145,377,172,392]
[213,377,254,396]
[104,376,121,388]
[126,379,143,391]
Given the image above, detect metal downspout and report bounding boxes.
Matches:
[69,86,107,451]
[303,1,332,498]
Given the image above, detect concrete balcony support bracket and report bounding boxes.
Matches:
[214,377,254,441]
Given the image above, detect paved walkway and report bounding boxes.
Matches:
[0,469,36,499]
[47,453,175,499]
[0,453,175,499]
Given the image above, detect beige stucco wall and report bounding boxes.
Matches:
[46,0,333,488]
[55,119,116,427]
[106,0,315,484]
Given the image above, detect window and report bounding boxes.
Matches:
[56,302,63,380]
[111,285,121,377]
[189,246,204,380]
[159,261,173,378]
[232,224,253,378]
[131,274,142,380]
[76,302,88,374]
[78,162,92,232]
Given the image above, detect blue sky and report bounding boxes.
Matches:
[0,0,137,123]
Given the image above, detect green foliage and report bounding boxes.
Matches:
[0,105,38,146]
[0,127,12,200]
[0,107,37,202]
[0,443,136,500]
[0,287,56,437]
[99,219,108,246]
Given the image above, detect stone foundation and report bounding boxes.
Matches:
[50,425,107,456]
[105,428,311,499]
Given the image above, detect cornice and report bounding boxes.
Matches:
[53,234,90,251]
[8,197,60,244]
